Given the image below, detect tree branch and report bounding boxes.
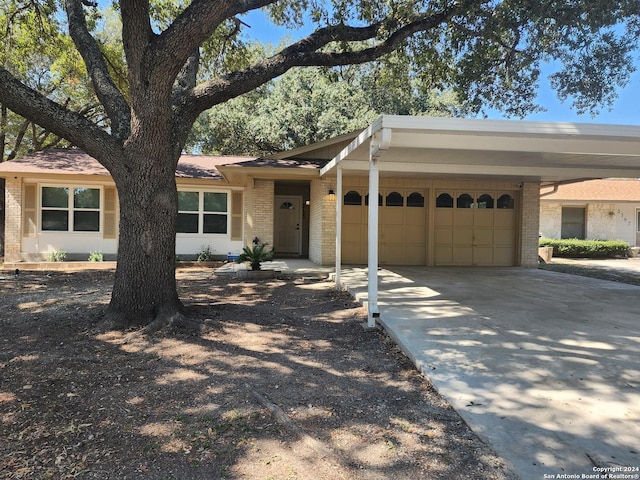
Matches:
[66,0,130,139]
[119,0,154,90]
[0,66,121,167]
[151,0,277,73]
[187,5,460,116]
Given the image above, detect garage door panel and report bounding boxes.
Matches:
[343,243,365,264]
[343,224,363,238]
[384,212,404,225]
[405,245,426,263]
[342,188,427,266]
[454,228,473,244]
[454,210,473,226]
[474,229,494,245]
[453,246,473,264]
[384,228,405,244]
[435,246,453,264]
[435,228,453,244]
[474,211,494,227]
[405,225,425,240]
[435,190,516,266]
[406,209,425,224]
[494,247,514,265]
[494,228,514,245]
[435,209,453,226]
[343,206,364,223]
[495,211,514,227]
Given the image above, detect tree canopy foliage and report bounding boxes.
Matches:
[0,0,638,328]
[189,56,469,155]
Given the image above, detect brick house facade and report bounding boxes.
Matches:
[2,116,640,268]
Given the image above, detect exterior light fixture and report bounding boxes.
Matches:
[328,189,335,196]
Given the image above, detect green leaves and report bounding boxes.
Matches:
[189,58,468,156]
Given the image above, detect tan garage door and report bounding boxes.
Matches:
[342,188,427,265]
[434,190,516,266]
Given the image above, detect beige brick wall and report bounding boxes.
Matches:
[586,203,616,240]
[4,177,22,262]
[539,203,562,238]
[520,182,540,267]
[247,179,274,246]
[309,178,336,265]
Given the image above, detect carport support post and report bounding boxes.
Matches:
[367,156,380,328]
[335,166,343,289]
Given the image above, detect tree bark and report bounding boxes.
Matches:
[105,146,184,330]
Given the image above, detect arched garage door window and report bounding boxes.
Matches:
[385,192,404,206]
[344,190,362,205]
[457,193,474,208]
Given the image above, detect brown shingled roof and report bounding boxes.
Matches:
[541,179,640,202]
[0,148,261,180]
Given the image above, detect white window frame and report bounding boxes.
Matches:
[176,189,230,236]
[40,184,102,233]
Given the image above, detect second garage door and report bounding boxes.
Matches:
[434,190,517,266]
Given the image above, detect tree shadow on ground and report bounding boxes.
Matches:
[0,270,515,479]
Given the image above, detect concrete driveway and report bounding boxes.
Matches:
[339,266,640,479]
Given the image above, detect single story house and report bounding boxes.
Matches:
[3,116,640,321]
[540,179,640,246]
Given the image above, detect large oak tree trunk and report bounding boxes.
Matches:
[105,144,185,330]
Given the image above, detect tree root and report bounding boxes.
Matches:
[101,303,203,334]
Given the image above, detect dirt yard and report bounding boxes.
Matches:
[0,266,516,479]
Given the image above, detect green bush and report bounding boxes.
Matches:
[539,238,630,258]
[88,251,104,262]
[46,249,67,262]
[197,245,216,262]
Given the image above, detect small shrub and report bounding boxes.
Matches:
[88,251,104,262]
[236,243,274,271]
[539,238,630,258]
[197,245,216,262]
[46,249,67,262]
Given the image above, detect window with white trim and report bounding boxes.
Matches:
[177,191,228,234]
[41,186,100,232]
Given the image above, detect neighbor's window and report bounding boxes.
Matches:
[561,207,586,239]
[177,191,228,234]
[41,186,100,232]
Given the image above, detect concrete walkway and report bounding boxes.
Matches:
[339,266,640,480]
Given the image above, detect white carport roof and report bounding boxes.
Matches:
[320,115,640,183]
[323,115,640,329]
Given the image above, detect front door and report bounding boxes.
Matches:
[274,195,302,255]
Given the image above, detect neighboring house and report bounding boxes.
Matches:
[2,116,640,278]
[540,179,640,246]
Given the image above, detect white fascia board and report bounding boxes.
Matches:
[378,115,640,141]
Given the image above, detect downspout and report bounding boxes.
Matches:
[366,127,392,329]
[540,178,593,197]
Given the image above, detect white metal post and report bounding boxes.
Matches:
[367,157,380,328]
[335,166,343,289]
